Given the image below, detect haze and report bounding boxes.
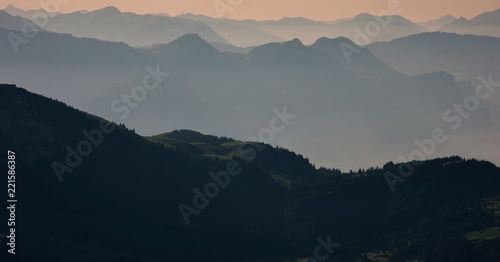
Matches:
[2,0,500,22]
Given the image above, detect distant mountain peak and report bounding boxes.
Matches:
[280,17,304,21]
[354,13,374,19]
[5,4,17,10]
[0,10,45,31]
[352,13,412,23]
[4,4,25,16]
[274,16,325,27]
[469,8,500,24]
[169,33,210,46]
[424,15,457,24]
[91,6,121,15]
[479,8,500,16]
[158,33,218,55]
[421,15,457,31]
[287,38,304,47]
[178,13,210,20]
[248,37,336,65]
[278,17,314,23]
[441,15,457,20]
[314,36,355,46]
[439,9,500,37]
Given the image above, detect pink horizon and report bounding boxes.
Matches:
[1,0,500,22]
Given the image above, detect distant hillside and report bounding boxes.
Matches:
[440,9,500,37]
[420,15,457,31]
[0,10,45,32]
[4,4,59,18]
[35,6,231,46]
[331,13,428,44]
[178,13,428,45]
[368,32,500,81]
[311,37,405,80]
[210,41,256,54]
[178,13,284,47]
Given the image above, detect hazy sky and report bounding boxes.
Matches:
[1,0,499,22]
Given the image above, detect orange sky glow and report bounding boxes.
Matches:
[1,0,499,22]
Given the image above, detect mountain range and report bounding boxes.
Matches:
[0,10,45,32]
[368,32,500,82]
[419,15,457,31]
[4,4,59,18]
[1,4,500,261]
[1,7,499,170]
[27,6,231,47]
[179,13,429,45]
[440,9,500,38]
[3,5,500,48]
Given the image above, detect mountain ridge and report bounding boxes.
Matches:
[440,8,500,37]
[1,84,500,261]
[32,5,231,47]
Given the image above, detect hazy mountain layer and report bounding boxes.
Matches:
[368,32,500,82]
[440,9,500,38]
[34,6,231,47]
[1,18,498,170]
[419,15,457,31]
